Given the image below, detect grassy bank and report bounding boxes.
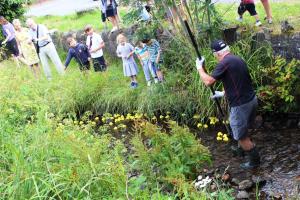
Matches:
[0,60,235,199]
[216,1,300,33]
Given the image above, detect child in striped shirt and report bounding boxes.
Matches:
[142,38,164,82]
[134,41,158,86]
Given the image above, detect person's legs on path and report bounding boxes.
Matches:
[261,0,272,23]
[47,43,65,75]
[39,47,52,80]
[237,3,246,21]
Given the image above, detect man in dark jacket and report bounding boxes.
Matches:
[196,40,260,169]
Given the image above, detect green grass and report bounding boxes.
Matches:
[0,60,235,199]
[215,1,300,34]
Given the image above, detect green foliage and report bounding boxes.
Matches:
[0,62,234,198]
[257,57,300,112]
[130,121,211,195]
[0,0,26,21]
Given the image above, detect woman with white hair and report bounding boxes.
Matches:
[13,19,40,78]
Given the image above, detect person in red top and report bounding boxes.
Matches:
[237,0,262,27]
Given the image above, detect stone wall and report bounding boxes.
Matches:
[51,26,300,61]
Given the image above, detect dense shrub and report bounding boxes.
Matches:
[0,0,26,21]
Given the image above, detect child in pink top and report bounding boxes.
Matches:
[237,0,262,27]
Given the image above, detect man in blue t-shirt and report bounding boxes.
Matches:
[195,40,260,169]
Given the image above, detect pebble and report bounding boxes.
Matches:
[239,180,253,190]
[222,173,230,182]
[236,191,250,199]
[231,178,240,185]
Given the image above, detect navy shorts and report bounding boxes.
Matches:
[229,96,258,140]
[238,3,257,16]
[92,56,106,72]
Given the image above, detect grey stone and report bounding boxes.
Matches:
[239,180,253,190]
[236,191,250,199]
[231,178,240,186]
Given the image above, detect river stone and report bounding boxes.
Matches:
[236,191,250,199]
[231,178,240,186]
[239,180,253,190]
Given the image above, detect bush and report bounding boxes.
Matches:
[257,57,300,113]
[0,0,26,21]
[130,121,211,197]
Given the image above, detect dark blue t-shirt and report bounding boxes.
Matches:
[211,54,255,107]
[65,43,90,68]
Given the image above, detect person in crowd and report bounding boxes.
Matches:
[84,25,106,72]
[116,34,139,89]
[100,0,119,33]
[13,19,40,78]
[142,37,164,82]
[237,0,262,27]
[261,0,272,24]
[195,40,260,169]
[0,16,20,66]
[26,18,64,80]
[134,40,158,86]
[139,4,152,22]
[64,36,91,72]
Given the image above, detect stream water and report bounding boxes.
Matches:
[199,128,300,199]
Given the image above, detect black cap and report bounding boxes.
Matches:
[211,40,228,52]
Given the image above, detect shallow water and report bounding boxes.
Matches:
[198,128,300,199]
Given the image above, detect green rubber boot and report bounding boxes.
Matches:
[240,147,260,169]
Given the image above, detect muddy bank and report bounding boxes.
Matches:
[198,128,300,199]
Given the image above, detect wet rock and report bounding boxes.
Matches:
[222,173,230,182]
[268,192,283,200]
[263,122,274,130]
[239,180,253,190]
[281,20,294,33]
[236,191,250,199]
[253,115,263,129]
[210,183,217,191]
[231,178,240,186]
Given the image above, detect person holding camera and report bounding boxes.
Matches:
[26,18,65,80]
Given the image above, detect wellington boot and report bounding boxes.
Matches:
[231,145,245,157]
[240,147,260,169]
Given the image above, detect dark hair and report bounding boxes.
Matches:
[0,16,8,24]
[66,36,76,45]
[84,25,92,33]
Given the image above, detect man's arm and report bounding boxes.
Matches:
[198,68,216,86]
